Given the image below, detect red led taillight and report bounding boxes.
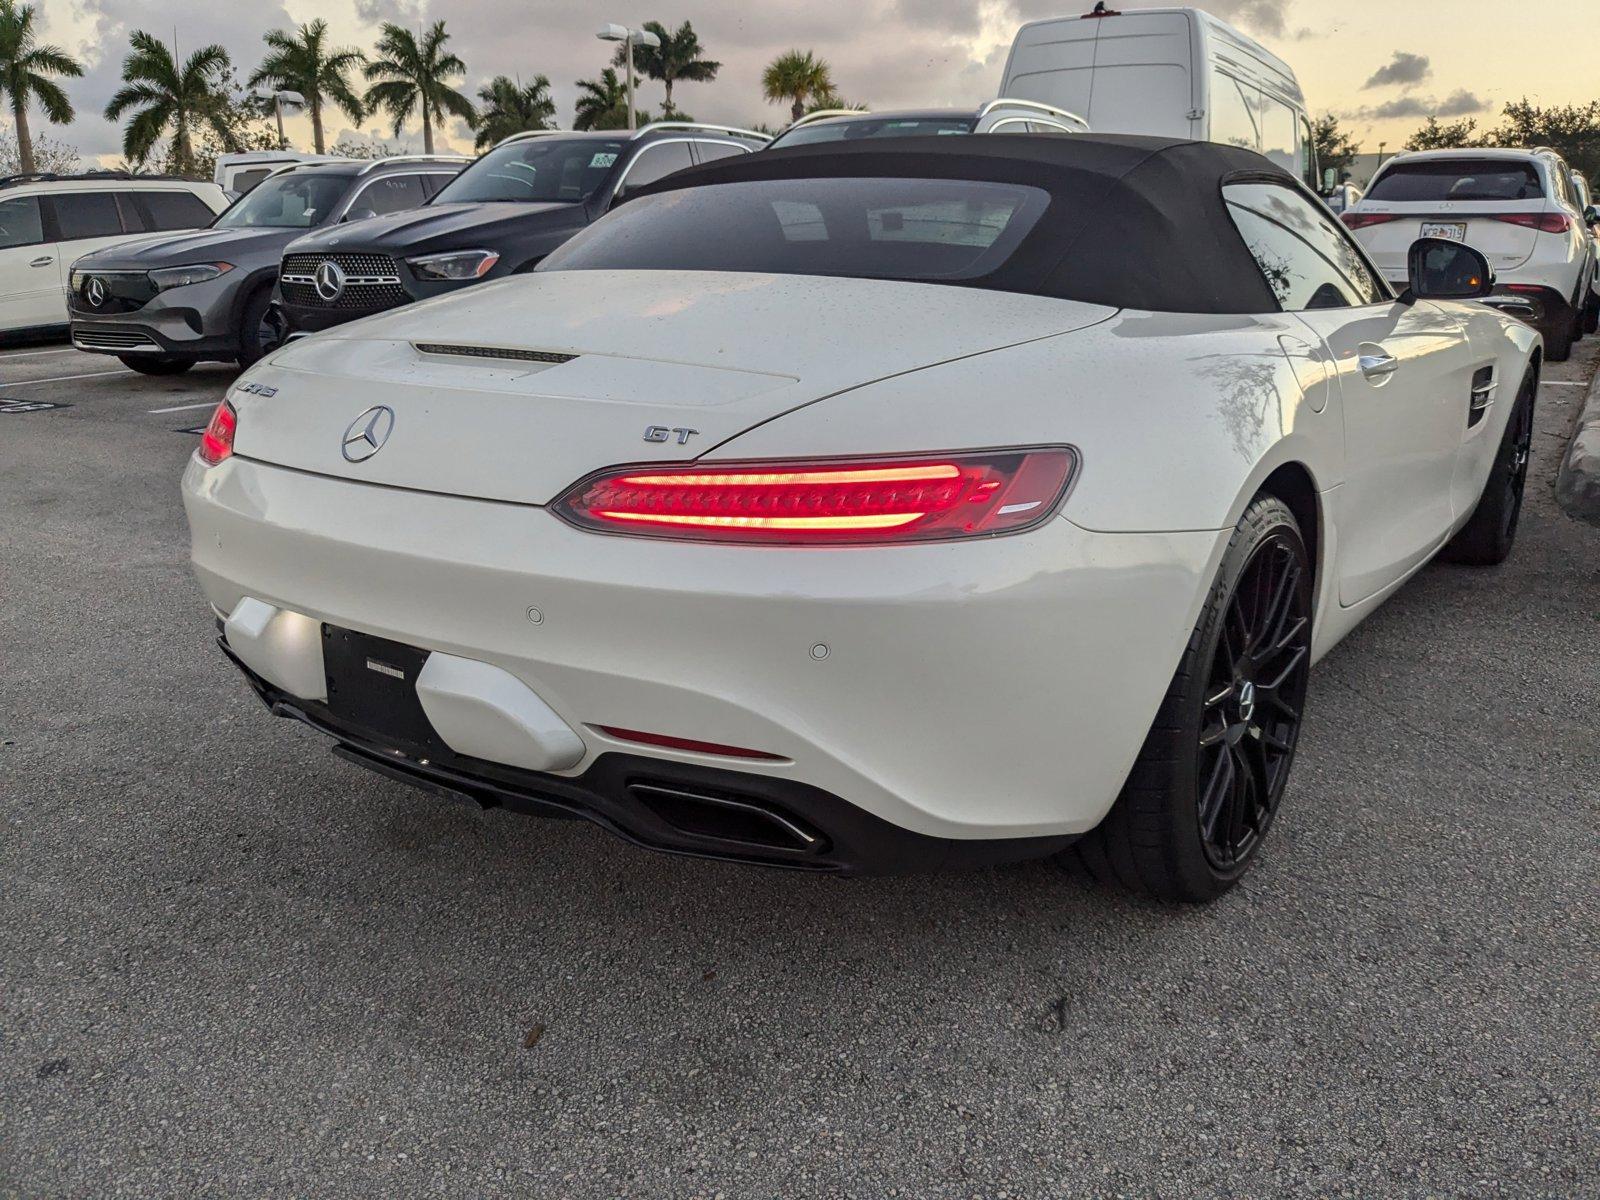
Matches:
[554,448,1078,544]
[1490,212,1571,234]
[1340,212,1400,230]
[198,401,236,465]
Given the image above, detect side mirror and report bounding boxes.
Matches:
[343,207,377,223]
[1585,205,1600,227]
[1405,237,1493,302]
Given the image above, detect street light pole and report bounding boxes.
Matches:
[596,24,661,131]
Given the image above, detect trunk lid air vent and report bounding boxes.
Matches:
[414,342,578,365]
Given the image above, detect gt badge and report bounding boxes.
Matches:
[644,425,699,444]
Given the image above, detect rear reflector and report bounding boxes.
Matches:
[1340,213,1400,230]
[554,448,1078,544]
[1489,212,1571,234]
[198,401,236,465]
[597,726,786,760]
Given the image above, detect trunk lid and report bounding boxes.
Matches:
[230,270,1115,505]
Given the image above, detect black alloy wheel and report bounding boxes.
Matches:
[1195,533,1311,872]
[1066,495,1313,902]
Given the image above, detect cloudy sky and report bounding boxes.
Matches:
[10,0,1596,164]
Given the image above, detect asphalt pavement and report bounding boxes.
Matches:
[1,337,1597,1198]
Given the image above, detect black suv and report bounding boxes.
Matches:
[275,123,767,333]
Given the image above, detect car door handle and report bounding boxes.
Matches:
[29,255,54,268]
[1358,351,1399,380]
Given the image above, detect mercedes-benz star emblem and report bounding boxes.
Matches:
[1237,680,1257,724]
[341,405,395,463]
[314,260,347,302]
[85,276,107,306]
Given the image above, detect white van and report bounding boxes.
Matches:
[214,151,342,197]
[999,5,1320,190]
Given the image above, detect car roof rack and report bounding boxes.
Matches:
[978,97,1090,130]
[634,121,771,142]
[355,153,472,174]
[0,169,198,190]
[781,109,871,131]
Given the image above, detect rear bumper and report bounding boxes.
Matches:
[182,455,1224,843]
[223,641,1073,875]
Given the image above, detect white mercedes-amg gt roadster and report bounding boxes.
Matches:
[183,135,1539,901]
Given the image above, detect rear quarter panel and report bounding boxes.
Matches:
[715,308,1344,536]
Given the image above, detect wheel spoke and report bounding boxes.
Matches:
[1204,682,1235,710]
[1199,719,1230,749]
[1258,643,1308,692]
[1199,748,1234,842]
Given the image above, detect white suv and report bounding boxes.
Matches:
[0,171,229,340]
[1342,147,1596,360]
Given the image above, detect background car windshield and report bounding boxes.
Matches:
[1366,159,1544,202]
[214,173,350,228]
[434,138,627,203]
[540,177,1049,284]
[770,117,974,148]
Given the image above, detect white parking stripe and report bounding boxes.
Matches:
[6,369,130,388]
[147,400,221,413]
[1541,381,1586,387]
[0,347,79,360]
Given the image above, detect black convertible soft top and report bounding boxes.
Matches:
[633,133,1294,314]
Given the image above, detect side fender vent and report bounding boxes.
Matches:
[1469,365,1496,428]
[414,342,578,365]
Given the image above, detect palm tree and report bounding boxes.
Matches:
[363,21,473,156]
[762,50,834,124]
[248,20,365,154]
[473,75,555,150]
[0,1,83,176]
[104,32,239,177]
[612,20,718,118]
[573,68,642,132]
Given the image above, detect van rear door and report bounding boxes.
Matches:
[1001,10,1195,139]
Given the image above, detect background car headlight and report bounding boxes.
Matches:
[148,263,233,291]
[407,250,501,281]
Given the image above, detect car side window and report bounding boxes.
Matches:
[691,140,748,165]
[1224,181,1387,309]
[615,141,694,201]
[0,195,46,249]
[138,190,217,231]
[50,191,128,240]
[349,174,430,218]
[420,173,456,198]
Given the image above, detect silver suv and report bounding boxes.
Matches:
[68,156,465,374]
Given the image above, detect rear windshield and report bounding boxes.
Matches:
[214,172,349,228]
[1366,159,1545,203]
[434,137,626,204]
[769,117,974,148]
[539,177,1050,284]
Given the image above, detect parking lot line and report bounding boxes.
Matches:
[7,368,130,388]
[1541,380,1586,387]
[0,347,79,360]
[147,400,221,414]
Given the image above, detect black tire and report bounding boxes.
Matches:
[1063,495,1313,903]
[118,355,194,376]
[235,284,281,367]
[1583,291,1599,336]
[1440,370,1536,566]
[1544,307,1576,362]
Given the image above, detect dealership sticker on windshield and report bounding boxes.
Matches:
[590,152,618,168]
[0,398,70,414]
